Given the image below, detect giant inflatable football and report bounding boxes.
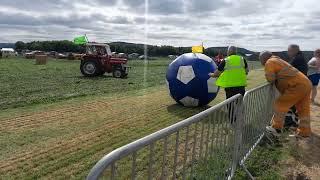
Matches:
[166,53,219,107]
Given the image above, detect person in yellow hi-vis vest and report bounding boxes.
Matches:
[209,46,249,99]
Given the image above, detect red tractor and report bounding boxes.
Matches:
[80,43,130,78]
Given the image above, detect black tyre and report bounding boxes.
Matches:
[112,69,124,78]
[80,60,101,77]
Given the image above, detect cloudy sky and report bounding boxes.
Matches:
[0,0,318,51]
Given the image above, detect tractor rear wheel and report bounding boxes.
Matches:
[80,60,102,77]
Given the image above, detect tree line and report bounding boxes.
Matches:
[15,41,85,53]
[15,40,222,57]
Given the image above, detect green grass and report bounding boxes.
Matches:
[0,57,171,110]
[0,56,265,179]
[235,146,283,180]
[0,57,262,110]
[234,134,293,180]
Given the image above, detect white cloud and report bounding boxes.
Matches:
[0,0,318,51]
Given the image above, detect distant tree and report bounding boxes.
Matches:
[15,41,26,52]
[204,48,217,57]
[14,40,194,57]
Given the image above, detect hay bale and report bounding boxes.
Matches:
[35,55,47,65]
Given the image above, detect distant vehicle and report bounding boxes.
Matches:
[139,55,145,60]
[67,53,83,60]
[128,53,139,59]
[117,53,127,58]
[56,53,67,59]
[25,51,43,59]
[25,53,33,59]
[48,51,57,57]
[168,55,177,59]
[66,53,75,60]
[1,48,17,58]
[21,50,31,56]
[80,43,130,78]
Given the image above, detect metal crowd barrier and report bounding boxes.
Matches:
[87,84,275,180]
[238,84,275,179]
[87,95,243,180]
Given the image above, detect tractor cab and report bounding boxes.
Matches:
[80,43,130,78]
[85,43,112,56]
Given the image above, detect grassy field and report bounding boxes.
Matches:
[0,57,265,179]
[0,57,262,110]
[0,57,175,110]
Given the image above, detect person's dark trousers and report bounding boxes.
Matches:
[285,106,299,128]
[225,86,246,124]
[225,86,246,99]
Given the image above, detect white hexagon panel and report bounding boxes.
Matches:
[166,79,174,98]
[176,65,195,84]
[179,96,199,107]
[195,53,213,63]
[207,77,219,93]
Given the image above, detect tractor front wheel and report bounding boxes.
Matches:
[80,60,102,77]
[112,69,124,78]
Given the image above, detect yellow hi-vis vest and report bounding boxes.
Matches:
[216,55,247,88]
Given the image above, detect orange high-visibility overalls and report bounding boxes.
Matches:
[265,56,312,137]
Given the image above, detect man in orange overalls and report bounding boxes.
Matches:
[259,51,312,137]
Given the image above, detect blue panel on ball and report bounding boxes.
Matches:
[166,53,219,107]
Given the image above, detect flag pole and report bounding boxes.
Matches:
[85,34,89,43]
[202,42,204,53]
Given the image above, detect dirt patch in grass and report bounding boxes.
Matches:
[280,87,320,180]
[234,87,320,180]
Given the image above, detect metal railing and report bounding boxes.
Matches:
[87,95,243,180]
[87,84,275,180]
[238,84,276,178]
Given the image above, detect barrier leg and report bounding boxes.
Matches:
[240,163,255,180]
[264,133,274,145]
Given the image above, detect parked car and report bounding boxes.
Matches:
[67,53,83,60]
[168,55,177,59]
[48,51,58,58]
[117,53,127,58]
[56,53,67,59]
[128,53,139,59]
[139,55,145,60]
[25,51,43,59]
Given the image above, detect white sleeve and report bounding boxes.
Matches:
[308,58,316,65]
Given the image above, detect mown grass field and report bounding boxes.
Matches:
[0,57,266,179]
[0,57,173,110]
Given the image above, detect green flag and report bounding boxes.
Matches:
[73,35,87,45]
